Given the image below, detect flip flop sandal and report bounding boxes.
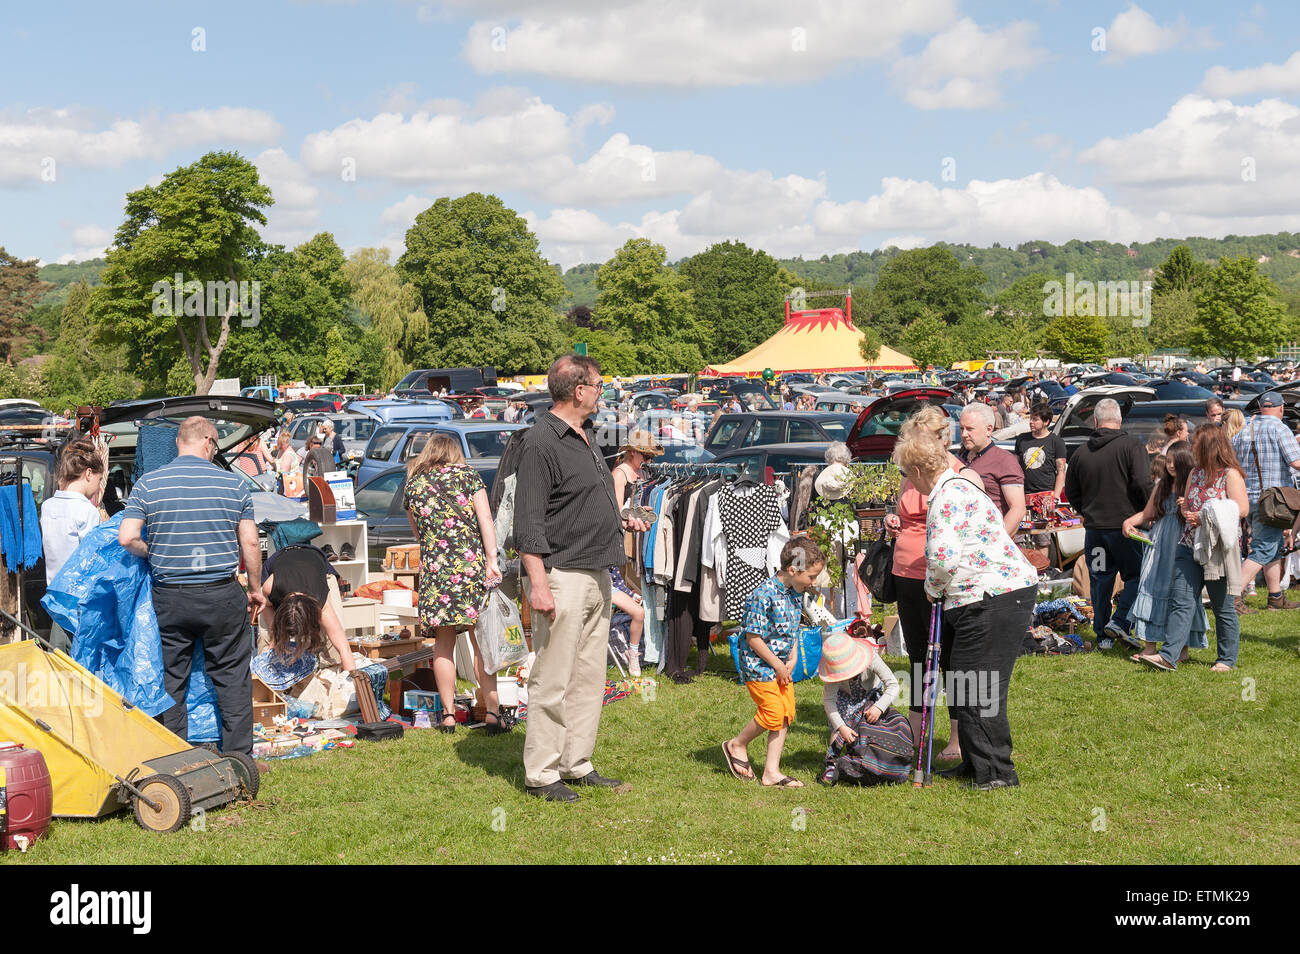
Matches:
[762,775,804,788]
[1139,653,1177,671]
[721,743,754,781]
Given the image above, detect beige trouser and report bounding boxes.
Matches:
[522,568,613,787]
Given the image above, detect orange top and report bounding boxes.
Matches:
[892,479,928,580]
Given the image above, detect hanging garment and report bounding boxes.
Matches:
[133,420,179,482]
[788,465,818,533]
[717,483,784,622]
[0,482,42,572]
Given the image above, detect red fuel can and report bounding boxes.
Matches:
[0,742,53,851]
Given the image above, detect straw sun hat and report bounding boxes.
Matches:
[818,628,875,683]
[620,430,664,457]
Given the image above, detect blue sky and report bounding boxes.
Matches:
[3,0,1300,268]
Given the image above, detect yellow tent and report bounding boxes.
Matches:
[704,307,915,375]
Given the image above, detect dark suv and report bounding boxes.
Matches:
[703,411,858,453]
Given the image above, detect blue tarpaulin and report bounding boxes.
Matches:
[41,513,222,743]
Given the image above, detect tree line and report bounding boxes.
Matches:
[4,149,1299,407]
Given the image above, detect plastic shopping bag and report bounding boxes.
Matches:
[476,588,529,675]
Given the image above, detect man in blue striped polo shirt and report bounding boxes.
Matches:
[119,416,266,753]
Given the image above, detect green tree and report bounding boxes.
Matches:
[861,247,988,340]
[221,233,354,386]
[89,151,273,394]
[1044,312,1110,363]
[1149,286,1200,352]
[595,238,706,372]
[0,247,53,364]
[346,247,429,389]
[858,326,883,364]
[1152,245,1210,297]
[901,310,961,369]
[397,193,567,375]
[677,240,785,363]
[1191,256,1295,364]
[42,278,142,408]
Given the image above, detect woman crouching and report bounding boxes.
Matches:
[253,544,390,719]
[893,429,1038,790]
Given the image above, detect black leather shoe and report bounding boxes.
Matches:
[938,763,974,779]
[563,770,622,788]
[967,778,1019,791]
[525,781,579,802]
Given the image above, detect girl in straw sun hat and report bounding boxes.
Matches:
[817,627,913,786]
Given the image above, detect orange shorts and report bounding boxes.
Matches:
[747,679,796,731]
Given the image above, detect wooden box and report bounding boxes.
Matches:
[251,674,287,724]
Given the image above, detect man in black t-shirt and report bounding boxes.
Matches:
[1014,402,1068,499]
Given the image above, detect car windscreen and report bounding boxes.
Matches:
[333,417,377,442]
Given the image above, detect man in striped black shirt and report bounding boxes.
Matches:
[119,416,266,753]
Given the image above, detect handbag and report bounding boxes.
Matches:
[1247,420,1300,529]
[857,533,897,603]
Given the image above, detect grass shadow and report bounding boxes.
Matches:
[451,726,528,791]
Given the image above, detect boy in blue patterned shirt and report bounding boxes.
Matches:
[721,537,826,788]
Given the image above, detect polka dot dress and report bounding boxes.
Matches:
[717,483,784,622]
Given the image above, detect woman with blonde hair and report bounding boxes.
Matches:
[893,429,1037,789]
[404,433,504,732]
[883,405,973,760]
[1222,408,1246,440]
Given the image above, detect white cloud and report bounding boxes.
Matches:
[69,223,111,249]
[459,0,957,87]
[0,106,281,186]
[379,194,434,227]
[253,148,322,247]
[878,235,929,251]
[1103,5,1216,61]
[1079,94,1300,218]
[298,92,577,188]
[891,18,1046,110]
[812,173,1144,248]
[1203,50,1300,97]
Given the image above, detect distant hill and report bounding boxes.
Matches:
[46,233,1300,319]
[37,258,106,306]
[559,231,1300,308]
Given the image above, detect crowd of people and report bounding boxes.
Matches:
[30,353,1300,799]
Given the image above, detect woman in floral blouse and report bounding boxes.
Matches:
[894,430,1037,791]
[404,434,504,733]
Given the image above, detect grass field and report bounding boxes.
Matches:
[7,595,1300,866]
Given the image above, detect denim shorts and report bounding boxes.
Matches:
[1248,515,1285,565]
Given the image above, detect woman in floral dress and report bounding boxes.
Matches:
[404,434,504,732]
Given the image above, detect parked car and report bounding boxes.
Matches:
[283,413,379,477]
[709,442,832,486]
[278,398,337,417]
[813,391,870,414]
[393,366,498,397]
[703,411,858,454]
[845,387,956,462]
[309,392,348,411]
[355,420,526,488]
[348,398,459,425]
[995,385,1240,458]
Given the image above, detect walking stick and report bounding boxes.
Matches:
[913,602,941,788]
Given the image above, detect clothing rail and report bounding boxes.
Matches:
[643,462,743,474]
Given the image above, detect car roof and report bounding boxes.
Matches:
[717,410,856,420]
[713,442,832,457]
[429,421,528,432]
